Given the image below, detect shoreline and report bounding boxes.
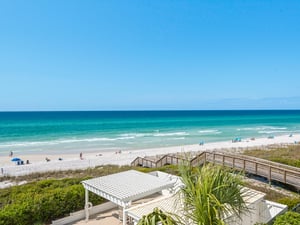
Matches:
[1,134,300,178]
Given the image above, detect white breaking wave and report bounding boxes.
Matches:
[237,127,262,131]
[198,129,222,135]
[268,127,287,130]
[0,140,63,147]
[153,132,189,137]
[237,126,287,131]
[258,130,289,134]
[0,136,136,148]
[198,129,218,133]
[0,131,190,148]
[119,133,149,138]
[169,137,185,140]
[120,131,189,138]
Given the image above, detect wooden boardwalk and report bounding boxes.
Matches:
[131,151,300,190]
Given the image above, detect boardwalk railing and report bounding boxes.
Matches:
[131,151,300,190]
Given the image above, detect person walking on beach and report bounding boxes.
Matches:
[9,151,13,157]
[80,152,83,160]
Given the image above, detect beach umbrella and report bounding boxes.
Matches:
[11,157,21,162]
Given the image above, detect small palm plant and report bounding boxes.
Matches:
[179,162,248,225]
[137,162,248,225]
[137,207,178,225]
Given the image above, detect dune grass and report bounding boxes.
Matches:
[243,145,300,168]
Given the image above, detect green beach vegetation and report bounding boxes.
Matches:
[243,145,300,168]
[0,160,299,224]
[178,163,248,225]
[137,207,178,225]
[0,165,174,225]
[0,165,131,225]
[273,211,300,225]
[0,178,103,225]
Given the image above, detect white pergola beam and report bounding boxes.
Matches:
[82,170,175,223]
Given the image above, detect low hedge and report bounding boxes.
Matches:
[0,178,103,225]
[273,211,300,225]
[278,197,300,210]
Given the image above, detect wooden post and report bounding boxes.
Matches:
[284,171,287,183]
[222,155,225,166]
[233,158,235,168]
[243,160,246,171]
[255,163,258,174]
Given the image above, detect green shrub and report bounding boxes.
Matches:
[273,211,300,225]
[278,197,300,210]
[0,178,104,225]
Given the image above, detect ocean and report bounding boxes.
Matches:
[0,110,300,156]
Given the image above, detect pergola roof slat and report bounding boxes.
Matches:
[82,170,175,206]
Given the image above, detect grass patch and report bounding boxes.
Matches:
[245,181,300,208]
[243,145,300,168]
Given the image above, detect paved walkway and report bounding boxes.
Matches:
[73,209,121,225]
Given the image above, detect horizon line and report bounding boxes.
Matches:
[1,109,300,113]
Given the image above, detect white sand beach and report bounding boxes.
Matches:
[1,134,299,180]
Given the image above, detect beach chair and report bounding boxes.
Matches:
[232,137,241,143]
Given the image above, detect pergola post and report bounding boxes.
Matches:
[122,201,131,225]
[123,207,127,225]
[85,188,89,221]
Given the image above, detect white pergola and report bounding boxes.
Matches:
[81,170,175,225]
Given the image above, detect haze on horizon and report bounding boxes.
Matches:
[0,1,300,111]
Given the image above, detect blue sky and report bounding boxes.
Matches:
[0,0,300,110]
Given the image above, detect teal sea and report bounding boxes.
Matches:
[0,110,300,156]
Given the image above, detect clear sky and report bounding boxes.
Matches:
[0,0,300,110]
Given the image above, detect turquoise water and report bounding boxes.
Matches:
[0,110,300,156]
